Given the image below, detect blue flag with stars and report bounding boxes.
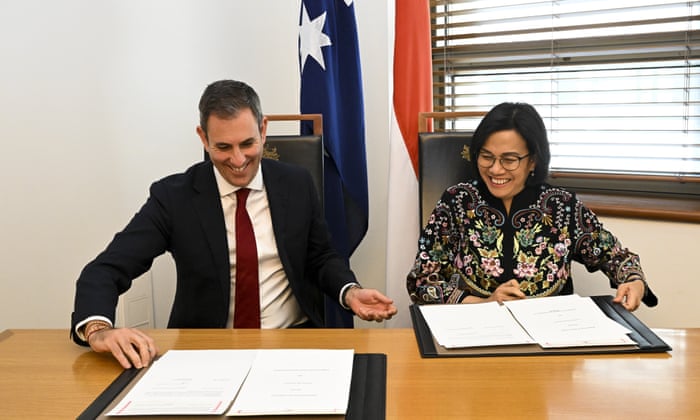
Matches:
[299,0,368,328]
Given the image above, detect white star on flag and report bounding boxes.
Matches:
[299,3,332,73]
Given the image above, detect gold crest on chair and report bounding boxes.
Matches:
[263,144,280,161]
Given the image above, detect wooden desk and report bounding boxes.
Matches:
[1,328,698,419]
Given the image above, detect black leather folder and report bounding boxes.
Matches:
[410,295,671,358]
[77,353,386,420]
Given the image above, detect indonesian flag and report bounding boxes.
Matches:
[385,0,432,327]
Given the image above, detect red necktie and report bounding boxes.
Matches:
[234,188,261,328]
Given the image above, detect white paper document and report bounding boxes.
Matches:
[107,349,256,416]
[503,294,635,348]
[106,348,354,417]
[226,349,354,416]
[419,294,636,349]
[419,302,536,348]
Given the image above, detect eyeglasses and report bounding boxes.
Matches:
[477,152,530,171]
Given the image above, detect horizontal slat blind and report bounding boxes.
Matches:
[432,0,700,180]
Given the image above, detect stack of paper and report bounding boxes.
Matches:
[107,348,355,417]
[503,294,635,348]
[418,302,536,348]
[419,294,635,349]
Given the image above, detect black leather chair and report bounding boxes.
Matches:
[417,111,487,228]
[263,133,324,206]
[418,131,475,228]
[265,114,323,207]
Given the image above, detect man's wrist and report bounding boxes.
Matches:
[340,283,362,309]
[75,316,113,341]
[83,320,112,344]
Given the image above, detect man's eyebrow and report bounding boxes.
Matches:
[213,136,257,145]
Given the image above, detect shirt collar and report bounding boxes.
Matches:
[212,162,264,197]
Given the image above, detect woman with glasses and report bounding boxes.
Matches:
[407,102,657,311]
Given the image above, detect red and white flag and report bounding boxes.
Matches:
[385,0,432,327]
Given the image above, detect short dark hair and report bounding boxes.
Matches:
[469,102,550,184]
[198,80,264,136]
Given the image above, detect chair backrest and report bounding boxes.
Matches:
[417,111,487,228]
[418,131,475,228]
[202,114,324,207]
[265,114,323,207]
[264,133,324,205]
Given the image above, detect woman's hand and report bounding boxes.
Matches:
[462,279,526,304]
[612,279,645,311]
[488,279,526,303]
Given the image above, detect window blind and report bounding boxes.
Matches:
[431,0,700,192]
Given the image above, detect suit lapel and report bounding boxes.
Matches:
[262,160,291,269]
[191,162,231,295]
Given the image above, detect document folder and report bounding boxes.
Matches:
[410,295,671,358]
[77,353,386,420]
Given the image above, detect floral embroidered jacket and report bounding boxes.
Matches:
[407,181,657,306]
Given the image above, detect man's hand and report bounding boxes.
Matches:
[612,279,645,311]
[88,327,158,369]
[345,287,398,322]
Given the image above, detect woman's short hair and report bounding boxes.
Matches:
[469,102,551,184]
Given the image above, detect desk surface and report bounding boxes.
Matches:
[1,328,698,419]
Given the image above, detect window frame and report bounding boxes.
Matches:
[430,0,700,223]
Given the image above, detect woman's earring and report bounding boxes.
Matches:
[530,170,535,177]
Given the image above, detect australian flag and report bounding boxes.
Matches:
[299,0,368,327]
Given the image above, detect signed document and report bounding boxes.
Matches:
[419,294,635,349]
[107,349,354,416]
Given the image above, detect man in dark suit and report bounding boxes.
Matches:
[71,80,397,369]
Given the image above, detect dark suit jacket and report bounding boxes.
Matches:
[71,159,356,345]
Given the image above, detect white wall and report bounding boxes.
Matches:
[0,1,696,332]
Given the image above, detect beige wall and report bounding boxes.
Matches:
[571,217,697,329]
[0,1,695,332]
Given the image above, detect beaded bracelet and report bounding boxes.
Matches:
[84,320,112,344]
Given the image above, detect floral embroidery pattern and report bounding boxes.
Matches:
[407,183,645,304]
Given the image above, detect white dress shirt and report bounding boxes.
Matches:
[213,164,308,328]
